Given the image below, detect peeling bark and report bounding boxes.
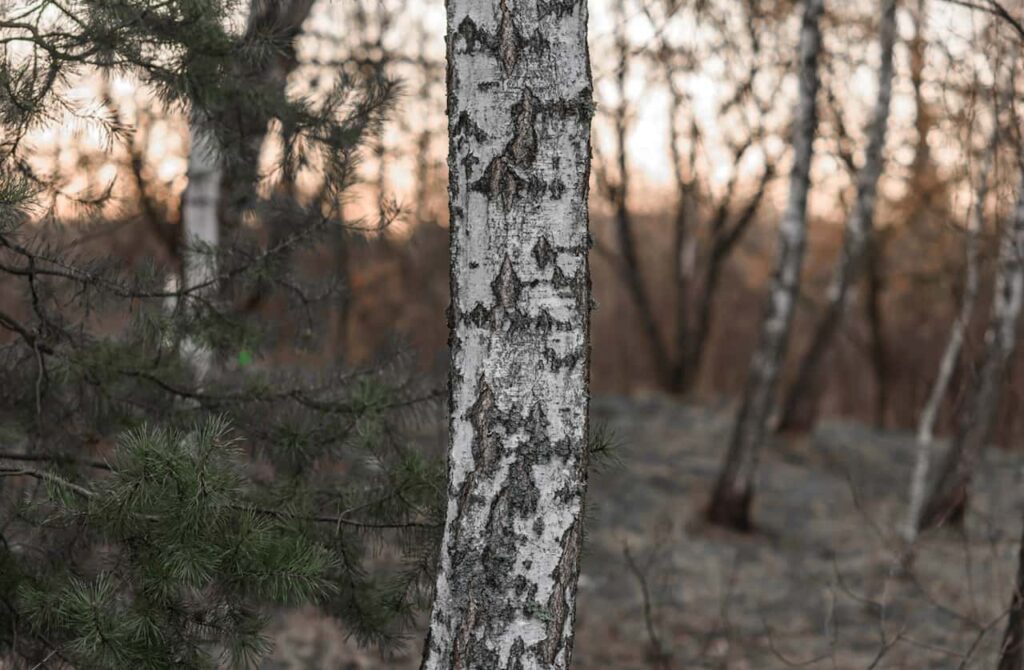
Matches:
[918,172,1024,532]
[903,117,997,545]
[421,0,592,667]
[706,0,824,531]
[775,0,897,434]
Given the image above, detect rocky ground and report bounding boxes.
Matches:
[263,393,1024,669]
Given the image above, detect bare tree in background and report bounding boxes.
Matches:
[216,0,316,230]
[907,0,946,233]
[420,0,593,666]
[659,0,782,394]
[903,94,999,546]
[775,0,898,434]
[594,0,783,393]
[595,0,673,385]
[411,27,443,228]
[175,0,317,371]
[918,166,1024,531]
[99,80,180,261]
[706,0,824,530]
[864,229,890,427]
[179,123,221,378]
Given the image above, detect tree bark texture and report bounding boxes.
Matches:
[776,0,897,434]
[421,0,592,668]
[918,172,1024,532]
[180,122,221,379]
[706,0,824,531]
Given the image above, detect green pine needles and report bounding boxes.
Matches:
[11,420,335,669]
[0,0,444,666]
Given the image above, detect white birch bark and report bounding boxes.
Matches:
[918,170,1024,531]
[776,0,897,433]
[706,0,824,530]
[902,119,997,544]
[421,0,592,667]
[179,121,221,380]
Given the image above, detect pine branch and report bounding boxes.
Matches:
[0,453,438,530]
[0,465,96,498]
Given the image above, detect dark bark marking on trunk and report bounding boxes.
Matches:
[541,517,582,663]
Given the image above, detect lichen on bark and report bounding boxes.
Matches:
[422,0,592,668]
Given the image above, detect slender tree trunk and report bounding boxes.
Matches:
[421,0,592,667]
[706,0,824,531]
[330,203,351,363]
[99,78,178,259]
[180,122,221,380]
[609,28,672,387]
[903,121,995,544]
[917,173,1024,532]
[776,0,897,434]
[413,33,436,228]
[670,192,692,390]
[906,0,945,233]
[1001,517,1024,669]
[223,0,318,314]
[684,166,774,394]
[668,93,698,393]
[865,235,889,428]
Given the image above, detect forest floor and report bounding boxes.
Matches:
[263,393,1024,669]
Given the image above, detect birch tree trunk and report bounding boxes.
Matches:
[178,0,313,373]
[685,165,773,393]
[917,172,1024,532]
[705,0,824,530]
[775,0,897,434]
[420,0,592,667]
[902,120,996,545]
[667,88,698,393]
[865,237,889,428]
[179,122,221,380]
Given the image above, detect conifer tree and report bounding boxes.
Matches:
[0,0,444,666]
